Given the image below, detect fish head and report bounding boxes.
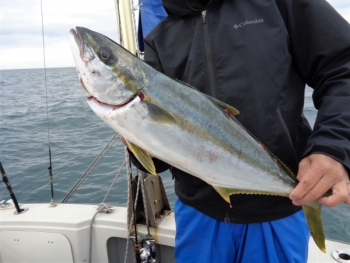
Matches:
[69,27,143,105]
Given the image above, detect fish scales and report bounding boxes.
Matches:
[133,73,292,193]
[70,27,327,252]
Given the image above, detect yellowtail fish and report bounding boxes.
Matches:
[69,27,327,252]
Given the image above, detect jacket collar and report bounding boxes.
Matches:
[162,0,222,17]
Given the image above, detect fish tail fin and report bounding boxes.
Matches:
[302,201,326,253]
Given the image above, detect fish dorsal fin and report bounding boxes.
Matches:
[126,140,156,175]
[205,96,240,116]
[175,78,239,116]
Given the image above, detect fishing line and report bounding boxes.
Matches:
[40,0,56,207]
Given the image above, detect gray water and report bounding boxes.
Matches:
[0,67,349,243]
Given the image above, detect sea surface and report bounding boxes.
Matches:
[0,67,349,243]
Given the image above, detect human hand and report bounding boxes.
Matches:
[289,154,350,206]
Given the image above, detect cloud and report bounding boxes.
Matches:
[0,0,119,69]
[0,0,349,70]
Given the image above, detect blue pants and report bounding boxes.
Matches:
[174,200,310,263]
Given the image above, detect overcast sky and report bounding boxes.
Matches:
[0,0,349,70]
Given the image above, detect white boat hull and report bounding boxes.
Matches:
[0,204,348,263]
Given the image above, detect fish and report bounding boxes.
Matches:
[69,27,327,252]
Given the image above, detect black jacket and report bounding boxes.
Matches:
[131,0,350,223]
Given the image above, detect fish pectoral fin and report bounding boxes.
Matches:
[146,103,177,124]
[302,202,326,253]
[213,186,287,204]
[126,140,157,175]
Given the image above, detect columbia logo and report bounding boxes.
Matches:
[233,18,264,29]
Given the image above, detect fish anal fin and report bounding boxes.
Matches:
[126,140,157,175]
[302,201,326,253]
[213,186,288,204]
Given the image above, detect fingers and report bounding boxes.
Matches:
[289,154,349,207]
[318,180,349,206]
[343,182,350,205]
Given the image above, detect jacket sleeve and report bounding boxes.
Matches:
[144,36,165,72]
[279,0,350,174]
[127,36,171,174]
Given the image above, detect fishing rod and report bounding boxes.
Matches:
[0,162,28,214]
[40,0,56,207]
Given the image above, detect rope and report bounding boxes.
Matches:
[124,147,132,263]
[89,203,115,263]
[123,157,155,262]
[86,148,127,263]
[127,174,142,262]
[62,133,119,203]
[124,151,142,263]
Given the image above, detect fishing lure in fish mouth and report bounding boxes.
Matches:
[70,26,327,253]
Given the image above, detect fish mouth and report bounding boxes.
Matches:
[71,27,139,109]
[69,28,95,62]
[87,94,139,109]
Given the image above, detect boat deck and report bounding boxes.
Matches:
[0,204,349,262]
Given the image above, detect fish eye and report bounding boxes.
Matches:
[101,50,110,60]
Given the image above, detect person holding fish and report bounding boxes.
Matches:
[126,0,350,262]
[69,0,350,261]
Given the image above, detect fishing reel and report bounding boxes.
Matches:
[130,231,156,263]
[140,240,156,263]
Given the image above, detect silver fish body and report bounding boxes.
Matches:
[69,27,326,252]
[86,72,296,198]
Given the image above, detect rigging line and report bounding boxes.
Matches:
[40,0,56,207]
[62,133,119,203]
[102,158,126,203]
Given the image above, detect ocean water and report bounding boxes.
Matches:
[0,67,349,243]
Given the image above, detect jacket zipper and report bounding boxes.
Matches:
[276,107,299,163]
[202,10,217,98]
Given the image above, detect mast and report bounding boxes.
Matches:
[113,0,137,54]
